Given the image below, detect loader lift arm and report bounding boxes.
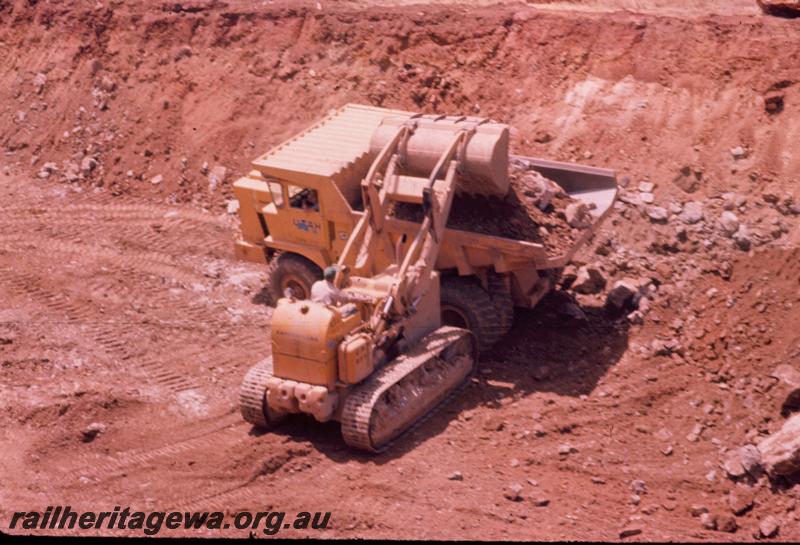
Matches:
[334,117,481,344]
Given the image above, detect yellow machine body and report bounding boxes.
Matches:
[270,299,364,390]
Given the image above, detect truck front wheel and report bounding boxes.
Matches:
[440,276,503,354]
[266,252,323,303]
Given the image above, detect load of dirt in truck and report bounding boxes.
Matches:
[394,161,592,255]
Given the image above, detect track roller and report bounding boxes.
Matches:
[340,326,476,452]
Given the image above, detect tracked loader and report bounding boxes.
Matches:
[237,106,617,451]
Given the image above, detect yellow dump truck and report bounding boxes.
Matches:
[233,104,617,352]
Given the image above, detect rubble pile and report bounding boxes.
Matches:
[394,161,590,256]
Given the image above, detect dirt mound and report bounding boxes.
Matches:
[3,0,799,212]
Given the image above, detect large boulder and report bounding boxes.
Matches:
[757,413,800,477]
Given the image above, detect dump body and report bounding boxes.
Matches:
[233,104,617,309]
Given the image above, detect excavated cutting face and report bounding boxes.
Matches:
[253,104,412,183]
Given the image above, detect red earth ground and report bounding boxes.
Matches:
[2,0,800,540]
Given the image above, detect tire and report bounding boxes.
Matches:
[266,252,323,302]
[487,272,515,339]
[440,276,503,353]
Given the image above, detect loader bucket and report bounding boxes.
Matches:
[370,115,511,198]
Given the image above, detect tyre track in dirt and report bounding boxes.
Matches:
[1,187,278,510]
[0,197,234,262]
[0,263,207,393]
[59,415,247,482]
[0,234,205,286]
[0,216,232,258]
[0,227,268,393]
[0,185,276,485]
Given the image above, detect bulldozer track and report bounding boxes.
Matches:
[340,327,477,452]
[240,359,277,428]
[166,443,315,512]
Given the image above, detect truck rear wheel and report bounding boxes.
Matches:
[440,276,503,353]
[266,252,323,302]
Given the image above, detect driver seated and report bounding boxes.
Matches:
[311,266,356,307]
[301,190,319,212]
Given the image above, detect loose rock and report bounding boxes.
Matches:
[572,266,606,294]
[731,146,747,159]
[174,45,193,61]
[33,72,47,94]
[770,364,800,416]
[629,479,647,495]
[619,526,643,539]
[208,165,227,192]
[521,171,557,210]
[756,515,780,539]
[558,444,577,456]
[679,201,704,224]
[639,192,654,204]
[733,225,751,251]
[727,488,754,515]
[700,512,717,530]
[717,515,738,533]
[638,181,654,193]
[606,280,638,309]
[531,496,550,507]
[37,162,58,179]
[759,0,800,18]
[645,205,668,223]
[503,483,524,501]
[81,422,106,442]
[99,75,116,93]
[719,211,739,236]
[565,202,592,229]
[80,156,98,174]
[723,445,762,479]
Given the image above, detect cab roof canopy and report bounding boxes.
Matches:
[252,104,412,189]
